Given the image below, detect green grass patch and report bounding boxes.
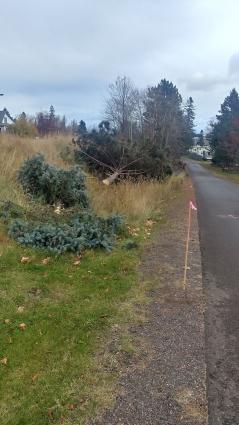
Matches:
[200,162,239,184]
[0,220,144,425]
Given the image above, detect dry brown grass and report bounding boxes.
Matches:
[88,174,184,222]
[0,133,184,220]
[0,134,74,206]
[0,133,73,180]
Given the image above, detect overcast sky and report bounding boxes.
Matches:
[1,0,239,130]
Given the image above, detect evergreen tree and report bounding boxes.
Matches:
[143,79,184,157]
[209,88,239,166]
[19,111,27,121]
[49,105,55,121]
[185,98,195,136]
[98,120,111,133]
[49,105,56,133]
[198,130,204,146]
[77,120,87,135]
[183,97,195,151]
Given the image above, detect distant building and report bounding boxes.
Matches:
[0,108,15,132]
[189,144,212,160]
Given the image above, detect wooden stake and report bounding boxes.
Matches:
[183,202,192,291]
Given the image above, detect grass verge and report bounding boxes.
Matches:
[0,134,185,424]
[200,161,239,184]
[0,226,145,425]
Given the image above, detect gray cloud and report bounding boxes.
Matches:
[180,73,227,92]
[229,52,239,77]
[1,0,239,129]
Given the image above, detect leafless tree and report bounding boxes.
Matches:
[105,76,138,138]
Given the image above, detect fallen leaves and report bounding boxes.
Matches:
[127,226,140,237]
[48,410,54,418]
[145,219,156,227]
[32,373,40,382]
[21,256,52,266]
[73,259,81,266]
[42,257,50,265]
[68,403,77,411]
[126,219,156,239]
[73,254,82,266]
[19,323,26,331]
[143,218,157,238]
[20,256,30,264]
[17,306,25,313]
[0,357,8,365]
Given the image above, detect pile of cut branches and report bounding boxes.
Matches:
[1,156,123,254]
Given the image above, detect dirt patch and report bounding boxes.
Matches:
[90,178,208,425]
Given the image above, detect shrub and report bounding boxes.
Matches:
[18,154,89,208]
[9,117,38,138]
[9,213,123,254]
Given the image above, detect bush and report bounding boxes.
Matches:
[9,213,123,254]
[18,154,89,208]
[9,118,38,138]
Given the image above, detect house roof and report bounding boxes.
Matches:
[0,108,15,125]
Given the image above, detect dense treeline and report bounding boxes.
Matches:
[9,106,76,138]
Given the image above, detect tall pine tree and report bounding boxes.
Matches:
[143,79,184,157]
[183,97,195,151]
[209,88,239,166]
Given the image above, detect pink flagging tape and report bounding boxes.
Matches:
[190,200,197,211]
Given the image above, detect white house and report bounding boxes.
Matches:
[0,108,15,132]
[189,144,212,160]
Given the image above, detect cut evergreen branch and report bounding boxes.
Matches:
[18,154,89,208]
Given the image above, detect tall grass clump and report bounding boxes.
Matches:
[88,174,184,222]
[0,134,73,180]
[0,134,73,205]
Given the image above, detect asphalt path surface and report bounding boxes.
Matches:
[187,162,239,425]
